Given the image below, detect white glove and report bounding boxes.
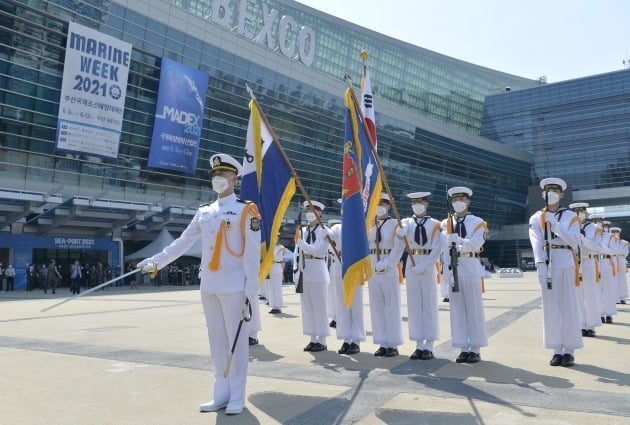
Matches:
[374,260,386,272]
[296,239,309,250]
[396,225,407,238]
[411,264,425,275]
[544,212,557,224]
[447,233,460,245]
[137,258,157,274]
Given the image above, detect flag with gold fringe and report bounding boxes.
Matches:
[341,88,382,307]
[241,100,295,283]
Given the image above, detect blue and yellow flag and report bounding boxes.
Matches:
[341,89,382,307]
[241,100,295,283]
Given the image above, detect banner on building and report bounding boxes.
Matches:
[55,21,132,158]
[147,58,209,173]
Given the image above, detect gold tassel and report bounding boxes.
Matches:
[209,223,225,271]
[397,262,404,284]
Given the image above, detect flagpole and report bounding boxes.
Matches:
[245,84,341,262]
[345,71,416,267]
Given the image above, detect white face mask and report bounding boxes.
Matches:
[578,212,586,220]
[412,204,426,216]
[376,206,387,217]
[546,191,560,205]
[305,212,316,223]
[211,176,229,193]
[452,201,467,213]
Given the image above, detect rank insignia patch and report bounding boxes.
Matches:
[250,217,261,232]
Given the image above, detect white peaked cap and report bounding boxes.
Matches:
[610,227,621,232]
[336,198,343,204]
[539,177,567,191]
[568,202,589,209]
[603,220,611,225]
[380,193,391,202]
[209,153,243,176]
[303,200,325,210]
[407,192,431,199]
[448,186,473,197]
[589,213,604,220]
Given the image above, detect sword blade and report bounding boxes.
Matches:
[41,268,141,313]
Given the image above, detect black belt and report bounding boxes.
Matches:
[370,249,391,255]
[303,254,324,260]
[581,254,597,259]
[550,244,571,249]
[458,252,480,258]
[410,249,432,255]
[275,261,283,264]
[601,254,613,259]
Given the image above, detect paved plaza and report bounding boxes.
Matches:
[1,272,629,424]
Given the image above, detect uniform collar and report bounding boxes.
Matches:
[217,193,237,206]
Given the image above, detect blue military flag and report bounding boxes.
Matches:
[341,88,382,307]
[241,100,296,282]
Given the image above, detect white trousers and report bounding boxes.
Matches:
[299,259,330,338]
[330,261,365,342]
[599,260,618,316]
[248,292,262,335]
[537,265,583,350]
[406,268,439,342]
[617,258,628,300]
[449,275,488,349]
[267,270,284,309]
[200,291,249,404]
[578,260,603,330]
[368,272,403,347]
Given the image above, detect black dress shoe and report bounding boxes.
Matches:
[586,329,596,337]
[606,316,613,324]
[581,329,587,337]
[443,297,449,302]
[248,337,258,346]
[601,317,606,324]
[374,347,387,357]
[420,350,434,360]
[550,354,563,366]
[561,353,574,367]
[384,347,399,357]
[338,342,350,354]
[304,342,316,352]
[466,352,480,363]
[410,349,423,360]
[329,320,336,328]
[456,352,469,363]
[621,300,626,304]
[310,342,327,352]
[346,343,360,355]
[269,308,281,314]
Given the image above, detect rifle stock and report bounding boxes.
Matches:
[543,190,552,289]
[446,189,460,293]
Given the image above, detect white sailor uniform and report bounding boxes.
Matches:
[267,244,286,310]
[529,208,583,353]
[144,193,260,407]
[577,221,604,333]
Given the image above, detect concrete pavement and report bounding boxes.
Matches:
[1,272,629,424]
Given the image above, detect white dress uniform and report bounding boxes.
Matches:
[599,230,618,320]
[442,213,489,354]
[368,216,405,352]
[529,207,583,353]
[295,223,331,346]
[328,222,366,348]
[267,244,286,310]
[398,215,443,352]
[144,193,261,408]
[611,232,629,303]
[577,220,604,333]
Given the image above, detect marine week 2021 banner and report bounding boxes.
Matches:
[147,58,209,173]
[55,21,132,158]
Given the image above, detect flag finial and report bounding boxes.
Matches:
[360,50,368,62]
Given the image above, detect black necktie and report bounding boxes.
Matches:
[455,216,466,238]
[414,217,428,245]
[306,224,318,243]
[376,217,390,243]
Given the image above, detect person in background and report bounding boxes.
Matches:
[4,264,15,291]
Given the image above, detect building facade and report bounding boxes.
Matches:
[1,0,546,287]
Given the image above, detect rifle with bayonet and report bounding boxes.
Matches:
[446,187,460,293]
[543,190,552,290]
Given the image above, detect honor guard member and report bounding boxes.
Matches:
[326,219,338,330]
[267,241,286,314]
[368,193,405,357]
[529,178,582,367]
[599,220,618,323]
[443,187,489,363]
[328,213,365,355]
[396,192,443,360]
[295,200,331,352]
[569,203,603,337]
[609,227,629,305]
[138,154,260,415]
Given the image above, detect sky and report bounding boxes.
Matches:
[296,0,630,83]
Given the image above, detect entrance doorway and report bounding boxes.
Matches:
[32,248,110,287]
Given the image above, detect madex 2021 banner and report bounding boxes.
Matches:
[148,58,209,173]
[56,21,132,158]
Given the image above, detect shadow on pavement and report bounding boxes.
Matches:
[377,409,479,425]
[248,392,349,425]
[572,364,630,387]
[249,344,284,362]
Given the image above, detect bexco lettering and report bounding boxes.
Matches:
[209,0,316,67]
